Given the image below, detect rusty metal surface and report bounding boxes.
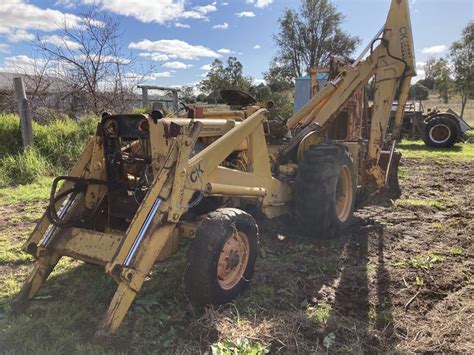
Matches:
[52,228,124,265]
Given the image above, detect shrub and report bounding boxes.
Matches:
[0,113,97,167]
[0,114,23,157]
[0,148,51,187]
[131,106,151,114]
[34,116,97,170]
[0,113,98,187]
[409,83,429,100]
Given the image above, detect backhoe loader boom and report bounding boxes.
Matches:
[287,0,416,185]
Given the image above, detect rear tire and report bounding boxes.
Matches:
[184,208,258,304]
[423,116,458,148]
[295,144,356,239]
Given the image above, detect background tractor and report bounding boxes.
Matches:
[390,103,472,148]
[13,0,417,340]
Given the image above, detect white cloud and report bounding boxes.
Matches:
[150,53,172,61]
[0,0,82,34]
[421,45,448,54]
[0,43,10,53]
[81,0,217,24]
[129,39,221,60]
[6,29,34,43]
[175,22,190,28]
[217,48,231,54]
[222,2,229,5]
[246,0,273,8]
[254,44,261,49]
[212,22,228,30]
[411,62,426,82]
[236,11,256,17]
[126,71,173,81]
[253,78,266,85]
[149,71,173,78]
[41,35,81,50]
[71,53,130,65]
[200,64,212,71]
[183,3,217,20]
[139,52,173,62]
[54,0,77,8]
[162,61,193,69]
[0,55,48,74]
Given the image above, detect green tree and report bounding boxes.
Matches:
[249,84,272,101]
[429,58,453,104]
[422,57,437,90]
[267,0,359,80]
[263,59,295,92]
[199,57,253,103]
[180,86,196,104]
[409,82,429,100]
[451,21,474,117]
[270,91,294,120]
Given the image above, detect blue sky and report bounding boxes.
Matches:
[0,0,472,87]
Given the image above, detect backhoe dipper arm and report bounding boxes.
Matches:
[287,0,416,175]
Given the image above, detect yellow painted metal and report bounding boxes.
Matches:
[341,142,361,182]
[177,222,197,239]
[201,110,246,121]
[22,138,95,254]
[287,0,416,188]
[14,0,416,339]
[297,131,324,163]
[12,252,61,312]
[161,118,236,137]
[52,228,124,265]
[84,136,107,210]
[205,183,267,197]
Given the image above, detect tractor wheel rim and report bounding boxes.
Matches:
[217,230,249,290]
[429,124,451,144]
[335,165,353,222]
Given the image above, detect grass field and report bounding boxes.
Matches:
[1,132,472,353]
[0,97,472,353]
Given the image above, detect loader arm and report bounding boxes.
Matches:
[287,0,416,185]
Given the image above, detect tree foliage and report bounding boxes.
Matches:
[451,21,474,117]
[424,57,453,104]
[263,58,295,93]
[199,57,253,103]
[409,83,429,100]
[180,86,196,104]
[267,0,359,80]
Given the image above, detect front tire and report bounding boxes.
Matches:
[184,208,258,304]
[295,144,356,239]
[423,116,458,148]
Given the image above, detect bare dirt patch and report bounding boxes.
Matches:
[0,157,472,353]
[198,157,473,353]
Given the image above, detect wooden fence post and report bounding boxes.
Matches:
[141,87,149,108]
[13,77,33,148]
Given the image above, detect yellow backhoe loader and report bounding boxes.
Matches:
[13,0,416,340]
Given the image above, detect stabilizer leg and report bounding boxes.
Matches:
[94,224,176,340]
[94,282,137,342]
[12,253,61,312]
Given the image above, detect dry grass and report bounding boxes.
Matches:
[421,95,474,126]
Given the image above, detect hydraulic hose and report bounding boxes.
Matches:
[46,176,108,228]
